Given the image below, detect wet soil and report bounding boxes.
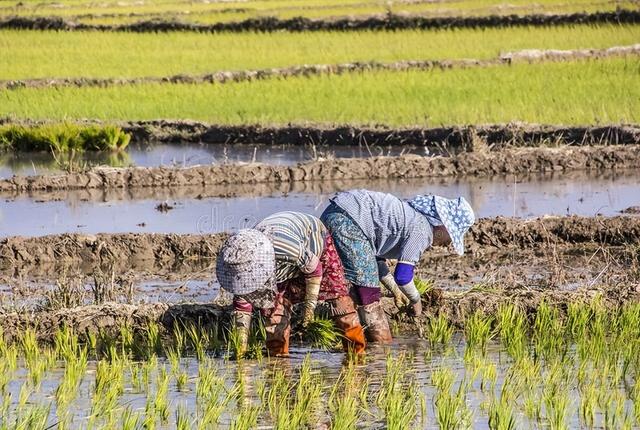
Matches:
[1,215,638,275]
[4,119,638,148]
[1,10,639,32]
[3,44,637,91]
[0,145,638,192]
[0,280,637,343]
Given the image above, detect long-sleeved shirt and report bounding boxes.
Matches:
[255,211,326,283]
[330,190,433,264]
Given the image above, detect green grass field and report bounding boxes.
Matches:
[1,24,638,80]
[2,58,637,126]
[0,0,636,25]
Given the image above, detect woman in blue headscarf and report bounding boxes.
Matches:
[320,190,475,343]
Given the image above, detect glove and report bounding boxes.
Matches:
[398,280,422,317]
[302,276,321,327]
[410,301,423,317]
[380,274,410,308]
[233,311,252,356]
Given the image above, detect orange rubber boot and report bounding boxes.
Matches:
[265,294,292,357]
[329,296,367,354]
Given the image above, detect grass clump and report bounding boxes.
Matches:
[0,123,130,152]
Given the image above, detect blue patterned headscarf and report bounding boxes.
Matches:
[407,195,475,255]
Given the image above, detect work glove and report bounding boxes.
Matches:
[398,279,422,318]
[233,310,252,356]
[302,276,321,328]
[380,274,411,308]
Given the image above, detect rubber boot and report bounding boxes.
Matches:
[328,296,366,354]
[357,300,393,344]
[264,294,292,357]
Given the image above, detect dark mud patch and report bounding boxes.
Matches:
[3,44,638,91]
[0,145,639,192]
[4,119,638,148]
[1,10,639,32]
[1,281,637,343]
[1,215,639,270]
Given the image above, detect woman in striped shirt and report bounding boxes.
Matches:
[216,211,366,357]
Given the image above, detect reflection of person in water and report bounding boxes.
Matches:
[216,211,366,357]
[321,189,475,344]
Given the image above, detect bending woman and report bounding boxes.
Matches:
[216,211,366,357]
[320,190,475,343]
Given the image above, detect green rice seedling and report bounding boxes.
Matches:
[464,311,494,352]
[166,345,181,374]
[376,354,420,430]
[488,396,517,430]
[155,367,170,423]
[121,406,142,430]
[266,355,322,428]
[496,303,527,361]
[542,376,570,430]
[579,382,597,429]
[120,324,135,358]
[56,345,88,409]
[523,393,542,423]
[533,301,566,360]
[172,324,186,355]
[425,314,454,346]
[176,370,189,391]
[129,362,143,392]
[229,405,261,430]
[183,322,210,361]
[0,124,130,152]
[176,403,192,430]
[480,361,498,393]
[12,403,50,430]
[145,321,162,358]
[566,301,591,339]
[414,278,434,296]
[432,367,472,429]
[91,357,125,420]
[304,317,341,350]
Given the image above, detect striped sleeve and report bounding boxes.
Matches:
[256,212,326,282]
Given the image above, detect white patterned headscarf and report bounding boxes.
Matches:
[407,195,475,256]
[216,229,277,297]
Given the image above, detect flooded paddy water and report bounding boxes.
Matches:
[0,145,638,429]
[1,300,639,429]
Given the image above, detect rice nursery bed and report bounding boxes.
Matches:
[3,58,637,125]
[1,298,639,429]
[1,24,638,81]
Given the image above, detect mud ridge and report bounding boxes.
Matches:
[1,282,637,342]
[4,119,638,148]
[1,216,639,269]
[3,44,638,91]
[1,145,639,192]
[2,10,640,32]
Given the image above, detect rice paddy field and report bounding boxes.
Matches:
[1,0,640,428]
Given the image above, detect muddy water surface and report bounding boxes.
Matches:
[0,171,637,237]
[0,142,440,178]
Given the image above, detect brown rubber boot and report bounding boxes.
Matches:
[357,300,393,344]
[264,294,292,357]
[328,296,367,354]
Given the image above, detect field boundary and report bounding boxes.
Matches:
[0,144,638,192]
[1,215,638,268]
[3,44,638,91]
[2,119,639,147]
[1,10,639,32]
